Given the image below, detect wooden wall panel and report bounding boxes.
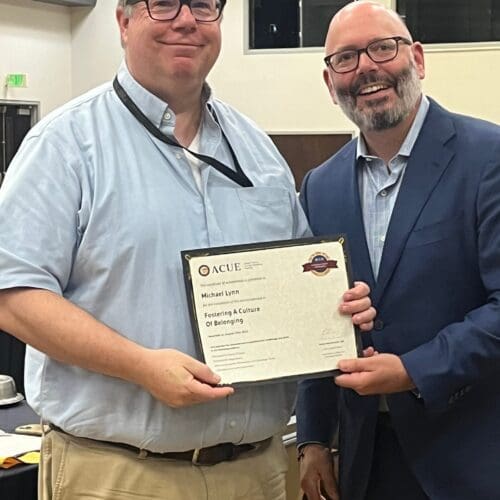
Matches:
[270,133,352,189]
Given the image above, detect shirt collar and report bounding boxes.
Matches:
[116,61,214,129]
[356,95,430,161]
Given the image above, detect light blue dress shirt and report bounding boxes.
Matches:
[357,96,430,278]
[0,63,311,452]
[357,97,429,411]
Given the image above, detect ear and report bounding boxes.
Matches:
[116,7,130,47]
[323,68,339,105]
[411,42,425,80]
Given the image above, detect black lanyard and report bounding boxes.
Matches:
[113,77,253,188]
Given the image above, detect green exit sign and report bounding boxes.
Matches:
[6,74,27,88]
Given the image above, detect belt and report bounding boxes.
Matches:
[48,424,272,466]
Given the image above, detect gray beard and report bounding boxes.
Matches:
[336,64,422,132]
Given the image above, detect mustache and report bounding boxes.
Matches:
[350,72,395,96]
[338,69,413,99]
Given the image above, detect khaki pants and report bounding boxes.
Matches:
[39,429,288,500]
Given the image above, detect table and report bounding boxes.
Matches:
[0,401,39,500]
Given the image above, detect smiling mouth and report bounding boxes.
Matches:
[161,42,203,48]
[357,84,391,96]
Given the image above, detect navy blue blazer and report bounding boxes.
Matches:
[295,99,500,500]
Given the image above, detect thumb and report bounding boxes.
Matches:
[185,358,222,385]
[338,357,371,373]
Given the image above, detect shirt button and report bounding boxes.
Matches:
[374,319,384,331]
[164,112,172,120]
[229,420,237,428]
[380,189,388,197]
[380,235,386,243]
[175,153,182,160]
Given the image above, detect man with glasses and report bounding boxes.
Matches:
[0,1,375,499]
[296,2,500,500]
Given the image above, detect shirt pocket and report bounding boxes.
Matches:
[237,187,294,242]
[406,212,464,249]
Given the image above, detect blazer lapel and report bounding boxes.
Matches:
[373,101,457,305]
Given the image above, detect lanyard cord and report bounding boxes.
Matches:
[113,77,253,188]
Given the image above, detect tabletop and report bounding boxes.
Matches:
[0,400,39,500]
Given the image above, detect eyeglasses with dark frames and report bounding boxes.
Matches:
[324,36,413,74]
[125,0,226,23]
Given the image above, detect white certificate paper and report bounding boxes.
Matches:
[182,237,360,385]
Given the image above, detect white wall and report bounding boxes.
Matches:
[70,0,122,97]
[0,0,72,116]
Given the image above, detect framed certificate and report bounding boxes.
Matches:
[181,236,361,386]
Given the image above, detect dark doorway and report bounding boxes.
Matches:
[0,102,38,183]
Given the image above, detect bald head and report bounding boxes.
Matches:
[326,2,412,56]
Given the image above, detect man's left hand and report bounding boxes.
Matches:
[339,281,376,331]
[335,354,415,395]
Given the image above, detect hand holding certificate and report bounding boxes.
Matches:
[182,237,360,385]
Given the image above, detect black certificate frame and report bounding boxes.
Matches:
[181,235,362,386]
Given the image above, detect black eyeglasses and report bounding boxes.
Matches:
[324,36,413,74]
[126,0,226,23]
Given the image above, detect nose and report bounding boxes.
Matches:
[172,4,197,28]
[357,50,379,74]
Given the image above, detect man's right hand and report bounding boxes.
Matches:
[300,444,339,500]
[0,289,234,409]
[138,348,234,408]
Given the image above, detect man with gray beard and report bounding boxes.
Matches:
[295,2,500,500]
[0,1,377,499]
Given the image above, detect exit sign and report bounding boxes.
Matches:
[6,74,27,88]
